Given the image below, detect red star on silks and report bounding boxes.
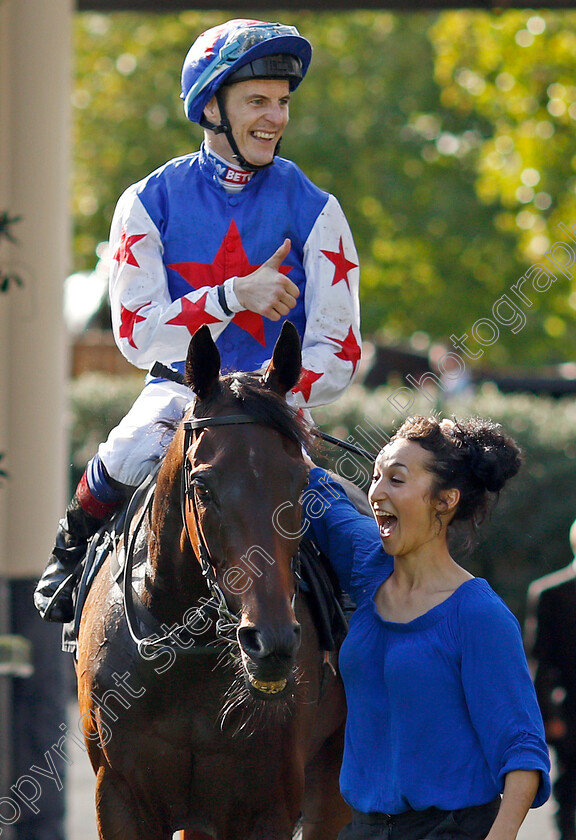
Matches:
[168,220,291,347]
[119,302,149,349]
[293,368,324,402]
[166,291,222,336]
[320,237,358,290]
[328,326,362,373]
[113,227,146,268]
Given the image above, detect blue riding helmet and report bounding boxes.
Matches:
[181,19,312,124]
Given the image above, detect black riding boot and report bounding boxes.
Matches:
[34,496,105,623]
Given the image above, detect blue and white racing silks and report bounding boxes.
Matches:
[108,143,361,407]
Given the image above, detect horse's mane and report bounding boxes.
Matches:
[196,372,313,450]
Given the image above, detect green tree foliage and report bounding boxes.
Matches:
[73,9,575,366]
[430,10,576,363]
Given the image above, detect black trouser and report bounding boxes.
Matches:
[338,798,501,840]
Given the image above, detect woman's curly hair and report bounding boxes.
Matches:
[390,415,523,549]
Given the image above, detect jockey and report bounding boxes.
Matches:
[34,18,361,622]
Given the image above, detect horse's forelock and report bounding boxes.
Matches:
[193,373,312,450]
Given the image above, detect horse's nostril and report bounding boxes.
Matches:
[238,622,301,662]
[238,626,266,658]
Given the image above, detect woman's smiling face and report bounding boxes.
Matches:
[369,438,445,558]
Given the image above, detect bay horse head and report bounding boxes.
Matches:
[151,321,311,702]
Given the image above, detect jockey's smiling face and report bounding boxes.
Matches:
[204,79,291,169]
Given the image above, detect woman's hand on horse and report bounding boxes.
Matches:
[233,238,299,321]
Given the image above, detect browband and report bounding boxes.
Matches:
[184,415,260,430]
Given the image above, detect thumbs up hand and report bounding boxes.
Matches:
[233,239,300,321]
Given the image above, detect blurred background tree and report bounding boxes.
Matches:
[72,9,576,368]
[431,10,576,362]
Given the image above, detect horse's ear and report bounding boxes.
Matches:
[263,321,302,397]
[185,325,221,400]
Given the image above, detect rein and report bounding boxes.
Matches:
[120,414,262,659]
[120,473,230,658]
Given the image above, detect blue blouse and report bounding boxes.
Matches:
[304,468,551,814]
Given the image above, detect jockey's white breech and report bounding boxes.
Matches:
[98,379,193,487]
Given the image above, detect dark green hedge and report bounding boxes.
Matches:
[68,373,143,489]
[69,374,576,622]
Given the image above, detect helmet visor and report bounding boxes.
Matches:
[222,23,301,62]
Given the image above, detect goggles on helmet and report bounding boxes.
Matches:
[183,23,301,119]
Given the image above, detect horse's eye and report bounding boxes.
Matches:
[193,482,212,504]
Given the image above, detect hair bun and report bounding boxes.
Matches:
[454,419,522,493]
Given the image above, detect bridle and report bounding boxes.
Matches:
[181,413,263,633]
[122,411,283,660]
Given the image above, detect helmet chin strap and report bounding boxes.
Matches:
[201,90,280,173]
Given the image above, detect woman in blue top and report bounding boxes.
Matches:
[304,415,550,840]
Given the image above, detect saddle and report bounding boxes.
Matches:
[62,479,353,660]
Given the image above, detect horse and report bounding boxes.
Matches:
[76,321,351,840]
